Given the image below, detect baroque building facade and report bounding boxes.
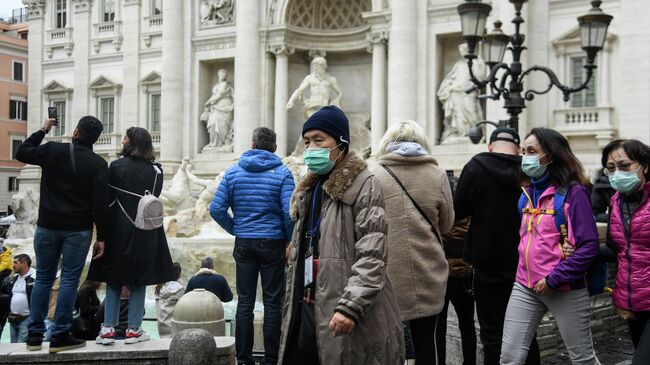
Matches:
[19,0,650,187]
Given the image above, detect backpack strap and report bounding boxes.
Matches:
[382,165,443,245]
[152,164,161,192]
[554,186,569,259]
[69,143,77,177]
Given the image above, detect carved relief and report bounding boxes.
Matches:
[199,0,235,27]
[23,0,45,19]
[71,0,92,13]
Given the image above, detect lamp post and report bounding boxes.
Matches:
[457,0,613,134]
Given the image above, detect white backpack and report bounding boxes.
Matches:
[108,165,164,230]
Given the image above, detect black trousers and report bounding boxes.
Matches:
[234,238,286,365]
[473,268,540,365]
[630,311,650,365]
[436,275,477,364]
[409,314,441,365]
[284,302,319,365]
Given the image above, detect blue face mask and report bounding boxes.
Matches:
[522,154,548,179]
[304,144,341,175]
[608,168,642,194]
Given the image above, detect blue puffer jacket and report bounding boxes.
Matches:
[209,149,295,240]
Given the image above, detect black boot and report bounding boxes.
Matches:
[26,332,43,351]
[49,332,86,353]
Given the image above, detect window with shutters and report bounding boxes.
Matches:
[12,61,24,82]
[570,56,596,108]
[51,100,67,136]
[9,99,27,121]
[55,0,67,28]
[100,97,115,133]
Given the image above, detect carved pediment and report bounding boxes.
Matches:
[140,71,161,85]
[42,80,72,95]
[89,75,122,96]
[552,25,617,48]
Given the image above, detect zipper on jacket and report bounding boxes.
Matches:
[622,199,642,310]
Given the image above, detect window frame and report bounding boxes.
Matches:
[55,0,67,29]
[102,0,116,22]
[51,100,67,137]
[569,55,597,109]
[151,0,163,16]
[12,61,24,82]
[8,177,19,192]
[10,137,24,161]
[149,93,161,132]
[9,97,27,121]
[100,96,115,133]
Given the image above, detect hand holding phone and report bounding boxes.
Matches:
[47,107,59,126]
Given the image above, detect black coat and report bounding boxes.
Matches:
[16,131,110,240]
[454,152,523,277]
[87,157,175,286]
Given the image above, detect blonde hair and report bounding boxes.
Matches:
[377,120,431,158]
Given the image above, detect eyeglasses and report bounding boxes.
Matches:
[603,162,638,176]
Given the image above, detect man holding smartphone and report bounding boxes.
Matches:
[15,116,109,353]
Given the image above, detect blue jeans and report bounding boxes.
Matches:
[233,237,285,365]
[104,285,146,329]
[28,226,92,338]
[10,317,30,343]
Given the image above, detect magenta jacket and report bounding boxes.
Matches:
[516,184,599,291]
[609,182,650,312]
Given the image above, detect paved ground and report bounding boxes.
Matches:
[544,329,634,365]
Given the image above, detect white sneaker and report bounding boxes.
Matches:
[96,325,116,345]
[124,327,150,344]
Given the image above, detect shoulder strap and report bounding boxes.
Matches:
[517,191,529,218]
[382,165,443,244]
[554,187,569,233]
[69,143,77,177]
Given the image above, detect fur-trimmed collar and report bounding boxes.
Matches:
[295,152,368,201]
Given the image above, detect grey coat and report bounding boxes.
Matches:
[278,153,405,365]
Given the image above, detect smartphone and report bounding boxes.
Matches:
[47,107,59,126]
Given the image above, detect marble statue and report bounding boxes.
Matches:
[437,43,486,144]
[199,0,234,26]
[200,69,234,152]
[286,56,343,119]
[160,158,194,215]
[185,165,223,222]
[6,188,39,239]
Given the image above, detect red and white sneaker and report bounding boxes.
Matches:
[96,325,115,345]
[125,328,150,344]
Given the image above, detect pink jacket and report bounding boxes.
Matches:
[516,184,599,291]
[609,182,650,312]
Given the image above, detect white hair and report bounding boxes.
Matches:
[377,120,432,158]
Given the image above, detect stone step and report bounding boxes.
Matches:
[0,337,235,365]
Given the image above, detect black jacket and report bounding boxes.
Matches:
[0,271,35,313]
[87,157,175,286]
[454,152,523,274]
[16,130,109,240]
[186,271,233,303]
[591,171,614,223]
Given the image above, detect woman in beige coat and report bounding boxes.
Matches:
[374,120,454,364]
[278,106,404,365]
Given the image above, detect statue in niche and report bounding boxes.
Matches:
[437,43,486,144]
[200,69,234,152]
[286,56,343,119]
[200,0,234,26]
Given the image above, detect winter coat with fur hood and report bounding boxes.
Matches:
[278,152,405,365]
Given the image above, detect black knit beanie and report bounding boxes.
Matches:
[302,105,350,152]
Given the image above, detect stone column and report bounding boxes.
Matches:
[121,0,141,134]
[368,31,388,154]
[20,0,46,188]
[233,0,261,154]
[72,0,91,124]
[269,44,294,157]
[160,0,184,168]
[387,0,417,125]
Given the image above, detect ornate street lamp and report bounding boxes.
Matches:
[457,0,613,135]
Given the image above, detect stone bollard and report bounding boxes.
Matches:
[172,288,225,336]
[169,329,218,365]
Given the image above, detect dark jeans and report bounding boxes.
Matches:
[630,312,650,365]
[410,314,441,365]
[437,275,477,365]
[473,268,540,365]
[233,237,285,365]
[28,226,92,338]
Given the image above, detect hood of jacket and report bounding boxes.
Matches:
[472,152,522,190]
[238,149,283,172]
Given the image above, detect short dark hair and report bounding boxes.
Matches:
[173,262,182,281]
[120,127,156,162]
[75,116,104,145]
[14,254,31,267]
[252,127,276,152]
[526,128,588,187]
[601,139,650,180]
[200,257,214,269]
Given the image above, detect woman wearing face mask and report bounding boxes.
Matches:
[500,128,600,365]
[278,106,405,365]
[600,139,650,365]
[374,120,455,364]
